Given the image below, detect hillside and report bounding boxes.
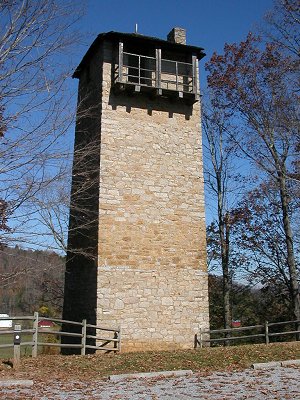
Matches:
[0,246,65,316]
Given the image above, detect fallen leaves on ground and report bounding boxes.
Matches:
[0,341,299,384]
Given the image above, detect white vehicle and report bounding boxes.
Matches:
[0,314,12,329]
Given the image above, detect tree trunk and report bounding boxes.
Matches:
[277,166,300,339]
[223,214,231,323]
[217,168,231,342]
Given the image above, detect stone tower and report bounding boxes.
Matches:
[63,28,209,352]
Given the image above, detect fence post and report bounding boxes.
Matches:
[199,328,203,349]
[81,319,87,355]
[296,320,300,341]
[118,326,121,352]
[113,331,118,351]
[265,320,269,345]
[32,311,39,357]
[13,324,21,369]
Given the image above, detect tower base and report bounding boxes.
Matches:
[97,266,209,352]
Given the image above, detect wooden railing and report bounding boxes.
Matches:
[195,319,300,348]
[0,312,121,359]
[117,51,195,94]
[115,45,199,103]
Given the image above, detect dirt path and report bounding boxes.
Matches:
[1,366,299,399]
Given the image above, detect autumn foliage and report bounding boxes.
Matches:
[205,21,300,326]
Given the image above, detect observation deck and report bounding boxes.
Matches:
[73,30,205,105]
[114,46,199,104]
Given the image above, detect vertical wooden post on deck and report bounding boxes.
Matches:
[118,42,124,82]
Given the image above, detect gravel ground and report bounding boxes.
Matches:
[0,366,299,399]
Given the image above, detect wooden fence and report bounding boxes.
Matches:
[195,319,300,348]
[0,312,121,359]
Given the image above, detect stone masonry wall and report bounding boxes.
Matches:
[97,266,209,351]
[96,40,209,350]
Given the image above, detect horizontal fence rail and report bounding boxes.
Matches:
[195,319,300,348]
[0,313,121,361]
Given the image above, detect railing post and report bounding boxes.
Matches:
[81,319,87,356]
[155,48,161,93]
[118,41,123,82]
[138,54,141,86]
[192,54,198,95]
[32,312,38,357]
[13,324,21,369]
[265,320,269,345]
[175,61,178,91]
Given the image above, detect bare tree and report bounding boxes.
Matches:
[0,0,85,249]
[264,0,300,57]
[30,130,101,257]
[203,97,246,333]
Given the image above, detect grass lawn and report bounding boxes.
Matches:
[0,341,299,382]
[0,332,60,358]
[0,333,34,358]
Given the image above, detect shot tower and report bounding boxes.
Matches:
[63,28,209,351]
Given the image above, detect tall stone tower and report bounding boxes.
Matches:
[63,28,209,352]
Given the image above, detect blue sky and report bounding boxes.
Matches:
[4,0,277,251]
[73,0,275,224]
[76,0,275,87]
